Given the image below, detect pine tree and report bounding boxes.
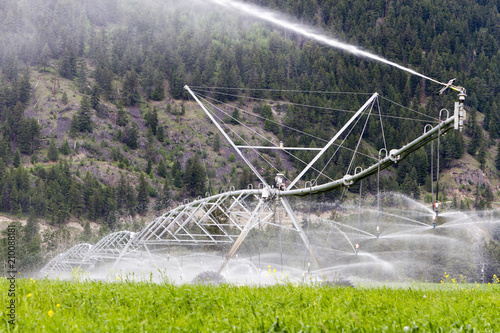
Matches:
[18,68,31,104]
[116,103,129,127]
[157,125,165,142]
[60,140,71,155]
[90,86,100,110]
[38,44,51,71]
[183,154,206,197]
[495,141,500,172]
[157,158,167,178]
[145,159,152,175]
[47,141,59,162]
[172,159,183,188]
[478,144,486,171]
[136,173,149,215]
[83,221,92,241]
[59,45,77,80]
[71,95,94,135]
[231,108,240,124]
[13,149,20,168]
[146,107,159,135]
[122,122,139,149]
[61,91,69,105]
[467,112,482,156]
[122,70,140,106]
[213,133,220,152]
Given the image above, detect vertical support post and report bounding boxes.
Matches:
[280,197,321,268]
[218,199,266,274]
[424,125,435,228]
[377,149,386,236]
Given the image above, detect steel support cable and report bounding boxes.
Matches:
[195,90,379,161]
[198,96,298,183]
[198,95,289,181]
[192,87,360,118]
[198,95,334,183]
[189,86,372,96]
[346,100,374,176]
[193,90,331,144]
[196,91,377,180]
[191,88,439,123]
[377,97,387,152]
[314,98,375,186]
[196,93,282,146]
[378,95,438,121]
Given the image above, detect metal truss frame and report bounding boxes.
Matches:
[82,231,135,264]
[40,243,92,274]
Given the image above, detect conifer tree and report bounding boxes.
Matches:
[18,68,31,104]
[60,140,71,155]
[172,159,183,188]
[47,140,59,162]
[122,70,140,106]
[183,154,206,197]
[145,159,152,175]
[136,173,149,215]
[495,141,500,172]
[157,158,167,178]
[157,125,165,142]
[13,149,20,168]
[213,133,220,152]
[61,91,69,105]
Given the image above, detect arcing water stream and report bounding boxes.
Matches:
[208,0,447,87]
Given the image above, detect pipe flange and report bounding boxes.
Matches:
[343,175,354,186]
[389,149,400,162]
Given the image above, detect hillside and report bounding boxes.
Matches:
[0,0,499,272]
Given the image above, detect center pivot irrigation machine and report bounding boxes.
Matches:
[41,80,467,282]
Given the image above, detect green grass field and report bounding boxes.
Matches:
[2,277,500,332]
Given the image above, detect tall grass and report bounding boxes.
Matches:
[2,277,499,332]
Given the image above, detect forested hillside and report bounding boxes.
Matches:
[0,0,499,271]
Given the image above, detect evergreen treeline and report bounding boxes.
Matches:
[0,0,498,212]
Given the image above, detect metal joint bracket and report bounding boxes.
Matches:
[389,149,400,162]
[342,175,354,186]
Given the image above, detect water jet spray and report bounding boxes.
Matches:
[208,0,457,89]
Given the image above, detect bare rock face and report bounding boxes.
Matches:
[191,271,226,284]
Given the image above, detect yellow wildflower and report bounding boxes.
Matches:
[48,310,54,317]
[27,293,32,298]
[56,304,60,308]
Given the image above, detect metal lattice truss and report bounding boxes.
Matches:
[82,231,136,264]
[40,243,92,274]
[134,191,273,246]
